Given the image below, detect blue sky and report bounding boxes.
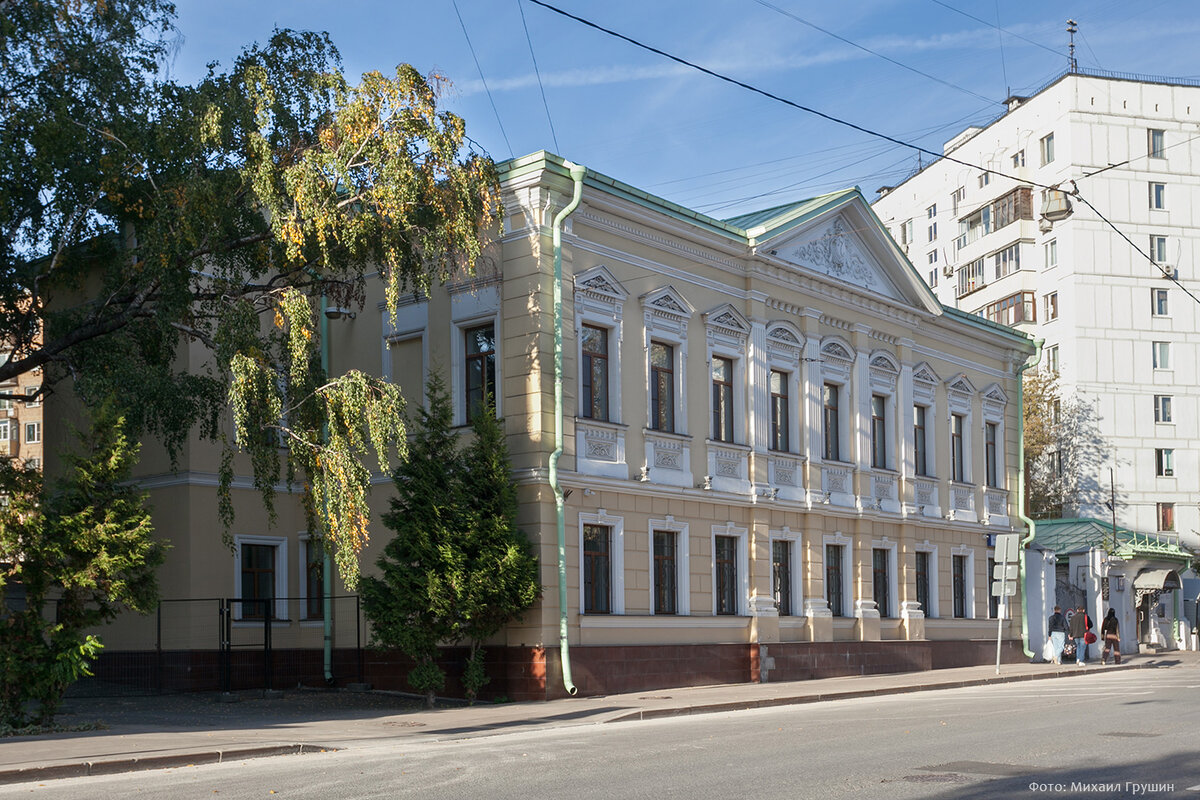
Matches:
[168,0,1200,218]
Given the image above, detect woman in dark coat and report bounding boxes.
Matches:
[1100,608,1121,665]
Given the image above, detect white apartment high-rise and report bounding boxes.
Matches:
[873,69,1200,552]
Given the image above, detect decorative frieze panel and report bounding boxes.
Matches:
[984,488,1010,527]
[706,442,751,494]
[948,484,978,523]
[871,470,901,514]
[821,463,856,508]
[643,431,693,488]
[575,420,628,480]
[911,477,940,518]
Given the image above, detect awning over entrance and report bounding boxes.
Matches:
[1134,569,1182,591]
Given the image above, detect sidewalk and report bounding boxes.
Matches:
[1,653,1191,786]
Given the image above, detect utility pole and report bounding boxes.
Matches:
[1109,467,1117,552]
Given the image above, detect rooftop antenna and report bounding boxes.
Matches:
[1067,19,1078,73]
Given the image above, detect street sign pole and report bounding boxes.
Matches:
[992,533,1021,675]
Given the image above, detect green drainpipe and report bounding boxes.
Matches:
[1017,338,1044,660]
[319,294,334,685]
[550,163,586,696]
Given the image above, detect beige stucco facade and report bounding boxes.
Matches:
[62,152,1036,693]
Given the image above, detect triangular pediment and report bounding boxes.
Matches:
[982,382,1008,404]
[747,193,942,315]
[703,303,751,336]
[912,362,940,384]
[946,373,977,395]
[574,264,628,301]
[640,285,694,318]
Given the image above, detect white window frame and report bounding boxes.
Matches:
[1150,235,1169,264]
[23,421,40,444]
[981,384,1008,491]
[819,339,854,464]
[233,534,288,622]
[1039,132,1055,165]
[580,510,625,615]
[1148,128,1166,159]
[648,516,690,616]
[1044,239,1058,269]
[1152,341,1171,371]
[1151,288,1169,318]
[24,385,41,408]
[450,282,501,425]
[869,353,900,473]
[574,265,628,424]
[1155,448,1175,477]
[871,538,899,619]
[1150,182,1167,210]
[946,375,976,485]
[297,533,324,624]
[703,305,750,446]
[768,527,804,617]
[0,419,9,442]
[1044,291,1058,321]
[914,541,940,619]
[950,545,977,619]
[822,531,853,617]
[710,522,749,616]
[1154,395,1173,424]
[1045,345,1060,373]
[912,363,939,479]
[642,287,693,435]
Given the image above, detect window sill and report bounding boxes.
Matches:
[705,438,751,452]
[576,417,628,431]
[643,428,692,442]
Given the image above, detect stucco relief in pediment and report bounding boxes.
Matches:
[773,215,903,302]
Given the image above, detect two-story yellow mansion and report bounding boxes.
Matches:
[78,152,1036,700]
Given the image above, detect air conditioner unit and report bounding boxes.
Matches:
[942,264,954,278]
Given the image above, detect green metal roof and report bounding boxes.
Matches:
[1035,518,1195,562]
[720,188,858,236]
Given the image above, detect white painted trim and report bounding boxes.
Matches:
[648,516,690,616]
[579,510,625,615]
[822,531,853,617]
[232,534,288,621]
[711,522,749,616]
[914,540,940,619]
[871,537,900,619]
[951,544,978,620]
[768,526,805,617]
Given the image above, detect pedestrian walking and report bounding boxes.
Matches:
[1069,605,1088,665]
[1047,606,1069,665]
[1100,608,1122,664]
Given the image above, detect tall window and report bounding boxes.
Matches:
[240,543,276,619]
[304,539,323,620]
[951,414,966,482]
[580,325,609,421]
[24,385,40,407]
[1043,292,1058,321]
[870,395,887,469]
[825,544,844,617]
[822,383,841,461]
[1011,150,1025,168]
[772,540,792,616]
[914,405,929,476]
[872,548,891,618]
[769,370,789,452]
[1154,395,1173,423]
[711,356,733,442]
[649,342,674,432]
[1046,345,1060,373]
[1157,502,1175,532]
[464,323,496,423]
[993,243,1020,279]
[714,535,738,615]
[1150,182,1167,209]
[1152,289,1169,317]
[1155,448,1175,477]
[1153,341,1170,370]
[1040,132,1055,165]
[583,524,611,614]
[915,551,931,615]
[1044,239,1058,268]
[1148,128,1166,159]
[23,422,40,444]
[985,422,999,488]
[952,554,968,618]
[653,531,677,614]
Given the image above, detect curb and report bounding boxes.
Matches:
[0,743,337,787]
[605,661,1153,723]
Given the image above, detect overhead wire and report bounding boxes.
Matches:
[526,0,1200,307]
[452,0,514,158]
[751,0,1001,107]
[517,0,561,154]
[927,0,1062,58]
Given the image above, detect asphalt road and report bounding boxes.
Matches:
[7,667,1199,799]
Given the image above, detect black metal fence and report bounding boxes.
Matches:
[66,595,367,697]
